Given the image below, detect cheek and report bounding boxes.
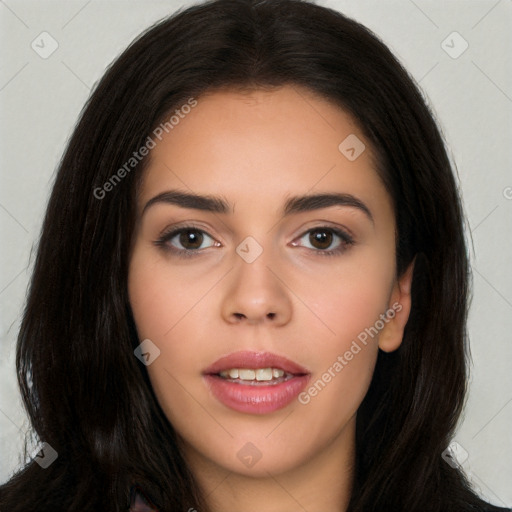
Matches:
[127,248,222,414]
[294,338,378,453]
[291,251,393,412]
[300,249,395,347]
[128,248,212,340]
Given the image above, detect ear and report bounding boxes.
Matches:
[378,258,415,353]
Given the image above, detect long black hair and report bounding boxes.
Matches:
[0,1,508,510]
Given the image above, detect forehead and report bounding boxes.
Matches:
[138,85,392,220]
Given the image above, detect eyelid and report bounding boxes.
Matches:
[157,221,215,239]
[292,220,355,241]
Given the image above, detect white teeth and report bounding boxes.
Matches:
[218,367,287,381]
[255,368,273,381]
[238,369,256,380]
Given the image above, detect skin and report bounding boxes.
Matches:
[128,85,414,512]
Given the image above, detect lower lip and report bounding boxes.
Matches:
[204,374,310,414]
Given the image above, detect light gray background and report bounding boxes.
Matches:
[1,0,511,507]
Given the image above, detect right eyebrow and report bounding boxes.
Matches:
[142,190,231,217]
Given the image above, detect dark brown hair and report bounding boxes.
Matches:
[1,1,508,511]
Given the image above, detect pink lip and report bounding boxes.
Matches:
[202,351,310,414]
[203,350,309,375]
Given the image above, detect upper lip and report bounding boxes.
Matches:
[203,351,310,376]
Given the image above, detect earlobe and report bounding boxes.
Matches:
[378,258,415,353]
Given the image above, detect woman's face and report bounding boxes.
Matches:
[128,85,412,479]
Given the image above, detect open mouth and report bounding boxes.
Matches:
[203,352,311,414]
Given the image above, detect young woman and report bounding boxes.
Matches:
[0,0,509,511]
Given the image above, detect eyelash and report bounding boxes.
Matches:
[153,225,354,259]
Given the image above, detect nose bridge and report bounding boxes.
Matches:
[221,236,292,325]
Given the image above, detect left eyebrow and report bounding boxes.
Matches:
[141,190,373,224]
[283,192,374,224]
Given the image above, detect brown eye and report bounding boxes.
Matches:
[155,226,217,255]
[293,226,354,256]
[178,229,204,249]
[309,229,333,250]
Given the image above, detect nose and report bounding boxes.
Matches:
[220,251,292,326]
